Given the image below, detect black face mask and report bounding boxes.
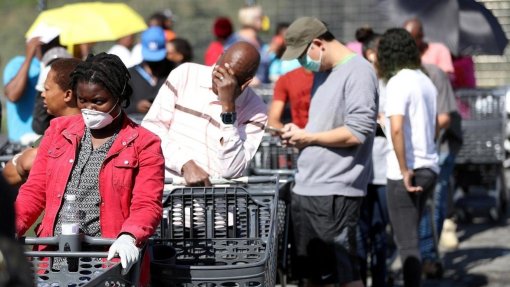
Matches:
[146,59,175,78]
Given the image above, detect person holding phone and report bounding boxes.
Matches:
[377,28,439,287]
[279,17,378,287]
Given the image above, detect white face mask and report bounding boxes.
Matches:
[81,100,120,130]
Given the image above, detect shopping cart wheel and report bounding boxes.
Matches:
[489,170,507,223]
[456,207,472,224]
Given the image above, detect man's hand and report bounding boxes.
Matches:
[136,99,152,114]
[181,160,211,186]
[26,37,42,59]
[281,123,312,149]
[213,63,241,111]
[402,170,423,193]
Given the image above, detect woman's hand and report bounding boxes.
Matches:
[107,234,139,275]
[402,169,423,193]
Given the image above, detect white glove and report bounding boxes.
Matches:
[107,234,139,275]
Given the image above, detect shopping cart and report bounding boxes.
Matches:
[251,134,299,177]
[453,87,509,222]
[251,83,274,104]
[151,176,279,286]
[21,234,142,287]
[0,135,25,170]
[249,134,300,286]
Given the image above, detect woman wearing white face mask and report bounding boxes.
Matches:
[14,53,164,287]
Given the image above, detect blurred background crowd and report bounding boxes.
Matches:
[0,0,509,141]
[0,1,509,286]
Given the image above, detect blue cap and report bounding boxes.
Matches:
[141,26,167,62]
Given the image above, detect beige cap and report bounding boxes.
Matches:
[281,17,327,60]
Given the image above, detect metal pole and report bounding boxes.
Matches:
[38,0,47,11]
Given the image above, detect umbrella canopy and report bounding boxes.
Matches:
[379,0,508,55]
[26,2,147,46]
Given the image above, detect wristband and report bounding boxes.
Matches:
[11,153,22,166]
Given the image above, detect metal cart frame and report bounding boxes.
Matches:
[453,87,509,222]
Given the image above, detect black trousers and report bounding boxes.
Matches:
[387,168,437,287]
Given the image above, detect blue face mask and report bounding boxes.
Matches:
[298,45,322,72]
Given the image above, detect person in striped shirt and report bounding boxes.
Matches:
[142,42,267,186]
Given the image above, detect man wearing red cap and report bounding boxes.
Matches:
[204,17,233,66]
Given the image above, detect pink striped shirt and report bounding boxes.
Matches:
[141,63,267,180]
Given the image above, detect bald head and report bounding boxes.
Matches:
[403,18,424,48]
[217,42,260,85]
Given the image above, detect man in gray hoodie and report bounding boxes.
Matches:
[280,17,378,287]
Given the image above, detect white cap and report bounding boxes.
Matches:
[27,23,61,44]
[65,194,76,201]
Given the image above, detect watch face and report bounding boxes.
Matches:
[221,112,236,124]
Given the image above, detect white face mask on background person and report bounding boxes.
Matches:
[298,44,322,72]
[81,100,120,130]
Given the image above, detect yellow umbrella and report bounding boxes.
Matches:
[26,2,147,46]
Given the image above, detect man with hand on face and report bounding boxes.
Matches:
[142,41,267,186]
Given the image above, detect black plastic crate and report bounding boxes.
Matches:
[152,181,279,286]
[455,88,506,164]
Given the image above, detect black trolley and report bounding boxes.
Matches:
[151,176,280,286]
[249,134,300,287]
[22,235,142,287]
[453,87,509,222]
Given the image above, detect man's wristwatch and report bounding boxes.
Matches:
[220,112,237,125]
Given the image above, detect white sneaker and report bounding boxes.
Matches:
[439,218,459,250]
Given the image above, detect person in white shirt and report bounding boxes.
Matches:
[108,34,136,68]
[141,42,267,186]
[376,28,439,287]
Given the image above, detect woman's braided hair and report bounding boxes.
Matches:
[70,52,132,108]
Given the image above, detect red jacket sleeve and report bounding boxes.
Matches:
[15,121,57,236]
[120,129,164,244]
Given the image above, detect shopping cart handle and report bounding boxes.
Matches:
[83,236,116,246]
[21,236,59,245]
[21,235,116,246]
[0,155,14,162]
[164,175,278,185]
[25,251,111,258]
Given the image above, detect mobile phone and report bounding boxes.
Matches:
[265,126,284,134]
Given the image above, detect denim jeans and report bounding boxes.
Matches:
[387,168,437,287]
[418,152,456,261]
[357,184,389,287]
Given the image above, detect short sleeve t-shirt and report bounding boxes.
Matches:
[421,42,454,74]
[272,67,313,128]
[423,64,457,115]
[385,69,439,180]
[2,56,40,142]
